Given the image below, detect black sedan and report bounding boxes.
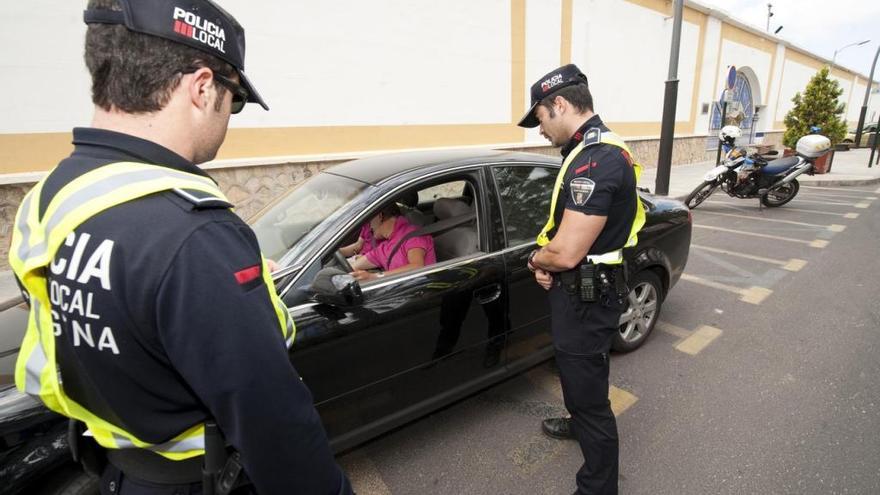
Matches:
[0,149,691,493]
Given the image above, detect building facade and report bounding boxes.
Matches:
[1,0,878,268]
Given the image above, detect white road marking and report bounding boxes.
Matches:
[695,210,845,231]
[692,224,828,247]
[691,244,807,271]
[791,198,866,207]
[802,185,880,194]
[680,273,773,304]
[855,202,871,208]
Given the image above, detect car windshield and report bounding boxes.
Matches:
[250,173,367,261]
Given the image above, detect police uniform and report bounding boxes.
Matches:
[9,1,350,494]
[519,65,644,495]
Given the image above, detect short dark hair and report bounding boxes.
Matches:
[539,84,594,117]
[378,203,402,219]
[85,0,236,113]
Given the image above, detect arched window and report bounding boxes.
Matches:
[709,72,755,147]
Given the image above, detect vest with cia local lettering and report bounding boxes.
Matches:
[536,128,646,265]
[8,161,294,460]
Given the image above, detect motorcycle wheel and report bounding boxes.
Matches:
[761,179,799,207]
[684,180,718,209]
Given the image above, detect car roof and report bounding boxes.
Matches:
[324,149,559,185]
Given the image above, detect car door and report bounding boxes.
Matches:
[284,169,508,451]
[488,163,558,366]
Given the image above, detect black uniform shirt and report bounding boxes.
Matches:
[553,114,638,254]
[31,128,346,495]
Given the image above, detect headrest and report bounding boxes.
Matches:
[433,198,471,220]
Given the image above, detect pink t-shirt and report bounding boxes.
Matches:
[359,224,377,255]
[365,217,436,271]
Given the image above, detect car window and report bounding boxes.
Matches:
[492,165,556,247]
[250,173,366,261]
[418,180,467,203]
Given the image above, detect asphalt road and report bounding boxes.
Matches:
[336,183,880,494]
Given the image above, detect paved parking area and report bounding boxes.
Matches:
[337,183,880,494]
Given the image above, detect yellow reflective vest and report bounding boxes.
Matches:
[536,129,646,265]
[9,161,294,460]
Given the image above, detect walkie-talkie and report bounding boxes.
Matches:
[579,263,597,302]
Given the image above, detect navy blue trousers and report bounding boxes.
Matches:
[548,283,621,495]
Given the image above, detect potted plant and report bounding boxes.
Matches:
[782,66,847,174]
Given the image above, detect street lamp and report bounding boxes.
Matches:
[832,40,870,69]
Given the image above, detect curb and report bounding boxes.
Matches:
[0,296,23,312]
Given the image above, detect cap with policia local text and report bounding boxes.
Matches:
[83,0,268,111]
[517,64,588,128]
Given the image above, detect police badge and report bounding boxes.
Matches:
[570,177,595,206]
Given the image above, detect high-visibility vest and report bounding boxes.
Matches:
[536,128,646,265]
[8,161,295,460]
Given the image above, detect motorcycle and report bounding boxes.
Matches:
[685,126,832,209]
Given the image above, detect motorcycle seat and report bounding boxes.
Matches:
[761,156,800,175]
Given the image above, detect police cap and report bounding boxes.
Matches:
[83,0,268,111]
[518,64,588,128]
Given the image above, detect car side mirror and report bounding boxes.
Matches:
[311,267,364,307]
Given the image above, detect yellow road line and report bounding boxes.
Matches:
[675,325,723,355]
[680,273,773,304]
[692,224,828,247]
[609,386,638,416]
[696,210,845,231]
[845,212,860,219]
[655,320,693,339]
[855,202,871,208]
[526,367,638,418]
[691,244,807,271]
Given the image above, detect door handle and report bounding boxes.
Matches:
[474,283,501,305]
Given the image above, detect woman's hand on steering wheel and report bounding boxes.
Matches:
[334,250,354,272]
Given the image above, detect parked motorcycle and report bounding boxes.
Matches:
[685,125,832,209]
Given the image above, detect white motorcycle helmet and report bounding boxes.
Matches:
[719,125,742,146]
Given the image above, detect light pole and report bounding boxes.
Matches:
[831,40,870,70]
[855,44,880,152]
[655,0,683,196]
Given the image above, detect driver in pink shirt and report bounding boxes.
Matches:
[350,203,436,281]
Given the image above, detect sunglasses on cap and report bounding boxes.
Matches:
[181,67,249,114]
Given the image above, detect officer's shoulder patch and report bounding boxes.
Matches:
[172,188,233,210]
[581,128,602,148]
[569,177,596,206]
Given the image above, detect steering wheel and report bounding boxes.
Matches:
[333,250,354,273]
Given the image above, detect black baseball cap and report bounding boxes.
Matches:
[517,64,588,128]
[84,0,268,111]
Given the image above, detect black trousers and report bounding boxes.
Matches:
[548,283,623,495]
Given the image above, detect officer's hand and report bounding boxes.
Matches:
[350,269,376,282]
[534,269,552,290]
[266,259,280,273]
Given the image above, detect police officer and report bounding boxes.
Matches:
[519,64,645,495]
[9,1,352,493]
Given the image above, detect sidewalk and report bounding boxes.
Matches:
[3,148,879,307]
[638,147,880,200]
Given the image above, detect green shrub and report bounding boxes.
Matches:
[783,66,847,148]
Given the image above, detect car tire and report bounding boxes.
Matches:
[613,270,663,353]
[38,464,99,495]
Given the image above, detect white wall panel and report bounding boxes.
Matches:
[524,0,563,143]
[571,0,699,125]
[763,44,786,128]
[0,2,93,133]
[775,60,817,121]
[227,0,511,127]
[695,16,722,135]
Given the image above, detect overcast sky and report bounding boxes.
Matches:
[695,0,880,79]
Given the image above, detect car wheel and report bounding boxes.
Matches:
[614,270,662,352]
[36,464,99,495]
